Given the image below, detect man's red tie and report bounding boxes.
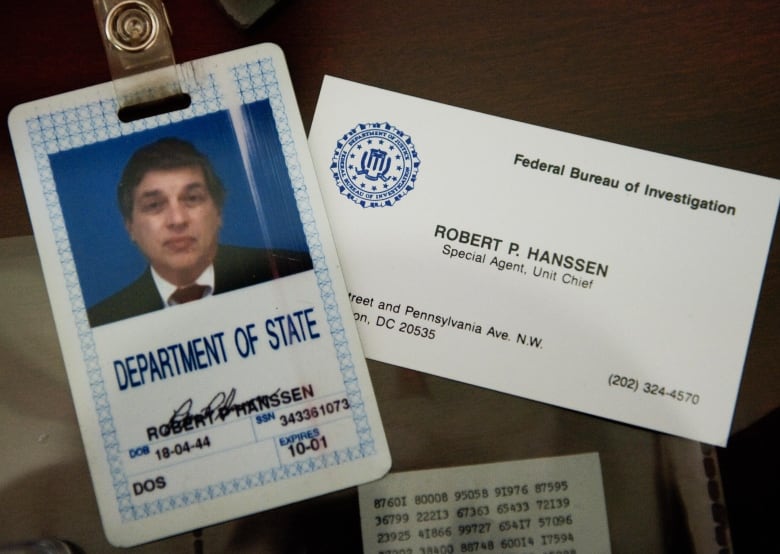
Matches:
[169,284,208,304]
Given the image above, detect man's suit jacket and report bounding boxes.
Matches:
[87,245,313,327]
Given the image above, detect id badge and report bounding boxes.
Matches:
[8,44,390,546]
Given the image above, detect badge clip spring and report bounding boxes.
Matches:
[93,0,190,121]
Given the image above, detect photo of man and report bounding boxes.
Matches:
[87,137,313,327]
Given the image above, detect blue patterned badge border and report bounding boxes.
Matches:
[24,58,377,522]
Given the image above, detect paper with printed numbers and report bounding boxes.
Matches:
[8,46,390,546]
[308,76,780,446]
[358,453,611,554]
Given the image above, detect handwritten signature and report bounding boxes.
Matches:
[170,388,237,424]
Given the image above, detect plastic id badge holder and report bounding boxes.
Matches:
[8,43,390,546]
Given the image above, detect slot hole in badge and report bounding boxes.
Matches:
[117,92,191,123]
[94,0,190,122]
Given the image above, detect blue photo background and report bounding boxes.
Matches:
[50,100,310,309]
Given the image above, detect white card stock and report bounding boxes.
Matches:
[309,76,779,446]
[359,453,611,554]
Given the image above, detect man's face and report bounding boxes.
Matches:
[125,165,222,286]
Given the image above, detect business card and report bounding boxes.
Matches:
[8,47,390,546]
[358,453,611,553]
[308,76,779,446]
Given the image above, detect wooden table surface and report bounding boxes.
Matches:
[1,1,777,550]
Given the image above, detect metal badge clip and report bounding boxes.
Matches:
[93,0,189,121]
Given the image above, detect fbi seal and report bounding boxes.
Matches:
[331,122,420,207]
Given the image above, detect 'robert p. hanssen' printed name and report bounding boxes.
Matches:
[433,224,609,289]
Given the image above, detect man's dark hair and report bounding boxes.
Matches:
[117,138,226,220]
